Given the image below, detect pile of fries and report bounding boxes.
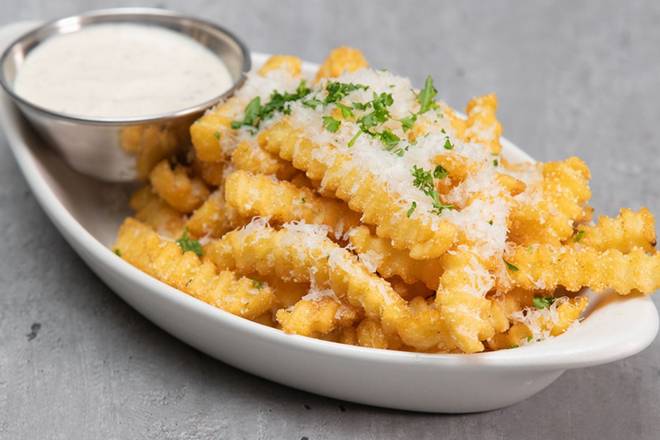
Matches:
[114,48,659,353]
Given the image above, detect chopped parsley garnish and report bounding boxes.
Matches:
[443,137,454,150]
[176,227,203,257]
[493,159,499,167]
[433,165,448,179]
[335,102,355,119]
[231,80,311,129]
[573,230,586,242]
[231,96,261,129]
[400,114,417,132]
[358,92,393,132]
[347,130,362,147]
[302,98,323,109]
[488,219,494,225]
[251,279,265,289]
[113,248,121,257]
[417,75,438,114]
[322,115,341,133]
[406,201,417,217]
[378,129,400,148]
[395,75,439,136]
[532,296,555,310]
[324,81,368,104]
[300,197,306,204]
[411,165,454,215]
[503,259,519,272]
[213,131,221,140]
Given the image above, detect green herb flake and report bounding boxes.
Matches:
[379,129,400,148]
[509,344,519,349]
[213,131,221,140]
[251,279,265,289]
[532,296,555,310]
[443,137,454,150]
[433,165,448,179]
[347,130,362,147]
[176,227,203,257]
[411,165,454,215]
[488,219,494,225]
[324,82,368,104]
[358,92,394,132]
[231,96,261,129]
[113,248,122,257]
[335,102,354,119]
[406,201,417,218]
[503,259,519,272]
[302,98,323,109]
[231,80,312,129]
[573,230,586,242]
[322,115,341,133]
[400,114,417,132]
[300,197,306,204]
[417,75,438,114]
[493,159,499,167]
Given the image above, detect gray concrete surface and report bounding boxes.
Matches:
[1,1,659,439]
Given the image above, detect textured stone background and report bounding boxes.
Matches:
[1,1,659,439]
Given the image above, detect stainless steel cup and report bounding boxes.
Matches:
[0,8,251,181]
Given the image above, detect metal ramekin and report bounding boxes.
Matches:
[0,8,251,181]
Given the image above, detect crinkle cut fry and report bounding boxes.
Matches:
[191,54,303,163]
[186,189,246,239]
[225,170,361,237]
[203,221,405,315]
[314,47,368,82]
[129,186,185,238]
[231,140,299,180]
[275,296,359,337]
[435,249,508,353]
[120,123,185,179]
[149,160,210,214]
[465,94,502,155]
[190,97,243,162]
[258,118,458,260]
[507,244,660,294]
[258,55,302,77]
[114,219,275,319]
[204,221,454,350]
[191,157,226,187]
[487,296,588,350]
[572,208,656,253]
[347,226,443,290]
[433,152,525,196]
[509,157,592,245]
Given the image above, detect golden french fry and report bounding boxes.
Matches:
[225,170,361,237]
[571,208,656,253]
[315,47,368,82]
[114,219,275,319]
[149,160,210,213]
[258,119,458,259]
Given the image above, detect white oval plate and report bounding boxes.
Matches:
[1,21,657,413]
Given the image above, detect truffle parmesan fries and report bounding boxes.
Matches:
[114,48,659,354]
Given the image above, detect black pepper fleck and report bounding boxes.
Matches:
[26,323,41,341]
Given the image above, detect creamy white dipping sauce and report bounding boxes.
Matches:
[14,23,234,118]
